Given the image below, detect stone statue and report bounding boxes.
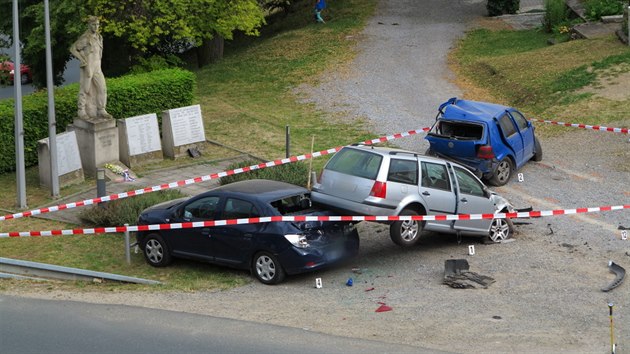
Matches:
[70,16,113,120]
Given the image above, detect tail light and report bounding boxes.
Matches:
[369,181,387,198]
[477,145,494,159]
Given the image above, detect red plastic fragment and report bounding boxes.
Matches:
[375,304,392,313]
[365,287,375,292]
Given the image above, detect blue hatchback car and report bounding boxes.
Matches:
[425,98,542,186]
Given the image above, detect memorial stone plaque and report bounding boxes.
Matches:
[37,131,84,188]
[55,131,83,175]
[162,104,207,159]
[126,113,161,155]
[169,105,205,146]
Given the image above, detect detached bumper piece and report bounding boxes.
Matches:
[601,261,625,292]
[443,259,495,289]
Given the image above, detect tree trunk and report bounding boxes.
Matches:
[196,35,224,68]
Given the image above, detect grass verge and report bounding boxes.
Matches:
[451,26,630,136]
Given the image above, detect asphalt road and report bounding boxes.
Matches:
[0,295,438,354]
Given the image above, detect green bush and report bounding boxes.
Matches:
[584,0,624,20]
[487,0,520,16]
[219,159,311,187]
[543,0,569,32]
[79,189,187,226]
[0,68,195,173]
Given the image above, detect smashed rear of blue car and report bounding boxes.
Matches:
[425,98,542,186]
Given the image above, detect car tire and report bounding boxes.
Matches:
[488,217,513,243]
[489,157,513,186]
[252,251,285,285]
[390,209,423,247]
[532,137,543,162]
[142,233,172,267]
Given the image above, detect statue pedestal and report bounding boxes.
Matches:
[68,117,119,178]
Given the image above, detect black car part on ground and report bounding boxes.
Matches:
[601,261,625,292]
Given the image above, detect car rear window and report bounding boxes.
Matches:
[270,194,311,215]
[430,120,484,140]
[325,148,383,180]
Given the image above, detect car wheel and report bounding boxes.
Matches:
[252,251,285,285]
[532,137,543,162]
[488,218,513,242]
[142,233,172,267]
[390,209,423,247]
[489,158,513,186]
[20,73,29,85]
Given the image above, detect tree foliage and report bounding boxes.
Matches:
[0,0,266,87]
[94,0,265,54]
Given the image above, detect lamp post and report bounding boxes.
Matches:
[12,0,26,208]
[44,0,59,197]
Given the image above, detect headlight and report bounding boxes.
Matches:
[284,234,309,248]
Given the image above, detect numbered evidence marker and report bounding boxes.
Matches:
[468,245,475,256]
[622,230,628,240]
[517,173,524,182]
[315,278,323,289]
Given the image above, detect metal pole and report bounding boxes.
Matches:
[12,0,26,209]
[124,224,131,265]
[96,168,106,198]
[285,125,290,158]
[44,0,59,197]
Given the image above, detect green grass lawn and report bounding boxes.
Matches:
[452,27,630,136]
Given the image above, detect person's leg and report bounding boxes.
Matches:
[315,10,325,23]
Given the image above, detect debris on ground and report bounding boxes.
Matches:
[443,259,495,289]
[601,261,625,292]
[375,304,392,312]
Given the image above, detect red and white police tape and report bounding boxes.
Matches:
[530,119,629,134]
[0,127,431,222]
[1,204,628,238]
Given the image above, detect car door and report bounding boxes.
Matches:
[211,197,258,267]
[171,195,220,260]
[451,165,494,233]
[509,110,535,164]
[497,113,524,165]
[419,160,457,230]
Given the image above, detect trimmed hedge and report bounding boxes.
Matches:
[0,68,195,173]
[219,160,311,188]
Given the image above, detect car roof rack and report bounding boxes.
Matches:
[389,151,420,157]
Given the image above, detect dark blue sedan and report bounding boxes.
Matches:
[136,179,359,284]
[425,98,542,186]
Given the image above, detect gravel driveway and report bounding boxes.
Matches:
[5,1,629,353]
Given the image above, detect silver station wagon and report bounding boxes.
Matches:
[311,145,514,247]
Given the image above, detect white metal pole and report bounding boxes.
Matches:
[12,0,26,209]
[44,0,59,197]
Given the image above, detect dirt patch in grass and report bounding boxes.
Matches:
[578,65,630,101]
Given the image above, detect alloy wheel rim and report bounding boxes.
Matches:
[256,255,276,281]
[497,161,510,182]
[146,239,163,263]
[401,220,419,242]
[489,219,510,242]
